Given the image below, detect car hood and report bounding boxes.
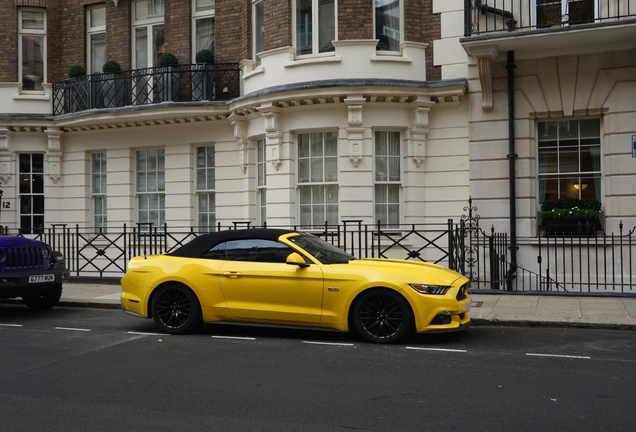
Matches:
[343,258,466,286]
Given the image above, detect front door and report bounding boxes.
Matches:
[216,239,324,323]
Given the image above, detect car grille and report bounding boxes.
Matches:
[456,283,468,301]
[2,247,48,270]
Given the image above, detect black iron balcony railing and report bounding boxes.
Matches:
[464,0,636,36]
[52,63,241,115]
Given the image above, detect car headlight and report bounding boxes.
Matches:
[409,284,449,295]
[41,247,50,259]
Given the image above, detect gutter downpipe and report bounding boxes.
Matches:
[506,50,518,290]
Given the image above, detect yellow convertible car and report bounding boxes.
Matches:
[120,229,471,343]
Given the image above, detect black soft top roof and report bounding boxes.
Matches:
[168,228,297,258]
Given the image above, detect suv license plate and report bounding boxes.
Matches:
[29,274,55,284]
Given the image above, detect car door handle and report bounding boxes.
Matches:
[223,271,242,278]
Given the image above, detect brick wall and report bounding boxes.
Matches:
[0,0,18,82]
[338,0,372,40]
[58,0,86,82]
[405,0,441,81]
[264,0,291,52]
[165,0,191,64]
[106,0,131,71]
[215,0,248,63]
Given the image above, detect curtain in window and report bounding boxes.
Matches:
[21,35,44,91]
[196,17,215,54]
[375,0,400,51]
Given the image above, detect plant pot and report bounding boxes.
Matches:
[65,76,89,113]
[98,73,126,108]
[191,64,215,101]
[544,219,598,237]
[157,66,181,102]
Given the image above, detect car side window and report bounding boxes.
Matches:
[222,239,294,263]
[203,243,227,260]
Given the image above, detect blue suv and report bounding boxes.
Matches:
[0,236,70,309]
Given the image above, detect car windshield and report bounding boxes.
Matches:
[288,234,355,264]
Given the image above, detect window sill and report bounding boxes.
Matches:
[14,93,49,101]
[370,55,413,63]
[243,66,265,80]
[284,55,342,68]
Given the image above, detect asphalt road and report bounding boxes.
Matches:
[1,304,635,432]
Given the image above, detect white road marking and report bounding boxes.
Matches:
[0,324,23,327]
[406,347,468,353]
[212,336,256,340]
[127,331,168,336]
[526,353,591,359]
[55,327,91,332]
[302,341,355,346]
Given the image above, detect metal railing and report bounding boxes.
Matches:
[3,212,635,295]
[464,0,636,36]
[52,63,241,115]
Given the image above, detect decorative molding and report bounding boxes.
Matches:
[0,129,12,184]
[470,46,498,111]
[258,105,283,171]
[345,97,365,167]
[408,99,434,168]
[230,114,248,174]
[45,128,63,183]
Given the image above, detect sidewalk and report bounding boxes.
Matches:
[59,282,636,330]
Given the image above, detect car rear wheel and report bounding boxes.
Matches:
[151,284,202,334]
[353,289,412,343]
[22,284,63,310]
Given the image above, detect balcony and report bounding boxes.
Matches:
[462,0,636,60]
[52,63,241,116]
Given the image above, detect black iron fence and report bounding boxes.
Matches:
[4,209,636,295]
[52,63,241,115]
[464,0,636,36]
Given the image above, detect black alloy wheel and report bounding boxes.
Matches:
[151,284,202,334]
[353,289,412,343]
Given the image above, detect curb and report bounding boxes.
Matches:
[470,317,636,331]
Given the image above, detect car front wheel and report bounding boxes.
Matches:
[353,289,412,343]
[151,284,202,334]
[22,284,63,310]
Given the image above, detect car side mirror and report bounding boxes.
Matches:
[286,252,309,268]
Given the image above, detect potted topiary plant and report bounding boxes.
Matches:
[540,197,601,236]
[99,60,126,108]
[66,65,88,113]
[157,53,180,102]
[192,49,215,101]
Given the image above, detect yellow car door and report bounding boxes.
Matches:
[216,239,324,323]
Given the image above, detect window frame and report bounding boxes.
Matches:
[374,0,402,53]
[136,148,166,229]
[132,0,165,69]
[18,8,47,94]
[87,5,106,75]
[297,131,339,228]
[252,0,264,66]
[256,138,267,226]
[292,0,337,58]
[192,0,215,62]
[18,153,45,235]
[536,118,603,209]
[532,0,598,28]
[91,152,108,230]
[196,145,216,230]
[373,130,402,228]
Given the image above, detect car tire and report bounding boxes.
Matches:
[352,289,413,344]
[151,283,202,334]
[22,284,63,310]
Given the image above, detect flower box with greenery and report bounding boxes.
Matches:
[66,65,88,113]
[157,53,180,102]
[97,60,126,108]
[539,197,601,236]
[192,49,215,101]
